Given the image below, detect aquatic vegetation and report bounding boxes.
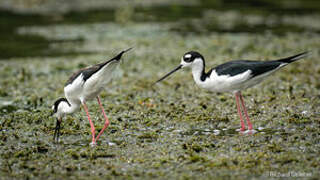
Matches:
[0,1,320,179]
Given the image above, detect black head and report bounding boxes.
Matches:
[182,51,204,63]
[52,97,69,115]
[153,51,205,84]
[52,97,69,143]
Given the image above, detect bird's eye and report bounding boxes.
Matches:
[184,58,191,62]
[184,54,193,62]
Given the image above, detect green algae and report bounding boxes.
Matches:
[0,0,320,179]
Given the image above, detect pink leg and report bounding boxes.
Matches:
[82,102,96,144]
[235,92,246,131]
[95,96,110,141]
[239,92,253,130]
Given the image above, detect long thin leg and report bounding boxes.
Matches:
[235,92,246,131]
[239,92,253,130]
[95,96,110,141]
[82,102,96,144]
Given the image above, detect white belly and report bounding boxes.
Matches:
[196,69,275,93]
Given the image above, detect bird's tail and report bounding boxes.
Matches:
[277,51,310,63]
[113,47,133,61]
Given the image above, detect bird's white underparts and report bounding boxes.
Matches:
[52,48,132,145]
[154,51,309,133]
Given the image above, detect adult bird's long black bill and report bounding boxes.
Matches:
[153,65,182,85]
[53,118,61,143]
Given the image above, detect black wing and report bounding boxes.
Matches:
[210,51,309,77]
[65,65,100,86]
[64,48,132,86]
[65,59,117,86]
[212,60,282,77]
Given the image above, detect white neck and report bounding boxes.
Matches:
[191,58,206,85]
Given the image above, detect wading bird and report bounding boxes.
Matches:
[52,48,132,145]
[154,51,309,133]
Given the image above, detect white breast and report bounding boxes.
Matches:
[196,70,253,92]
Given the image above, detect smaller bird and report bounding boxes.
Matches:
[52,48,132,145]
[154,51,309,133]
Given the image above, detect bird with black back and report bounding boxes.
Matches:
[52,48,132,146]
[154,51,309,133]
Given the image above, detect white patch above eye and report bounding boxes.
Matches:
[52,106,54,110]
[184,54,191,58]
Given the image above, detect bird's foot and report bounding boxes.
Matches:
[90,141,97,147]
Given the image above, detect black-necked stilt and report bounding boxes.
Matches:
[52,48,132,145]
[154,51,309,133]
